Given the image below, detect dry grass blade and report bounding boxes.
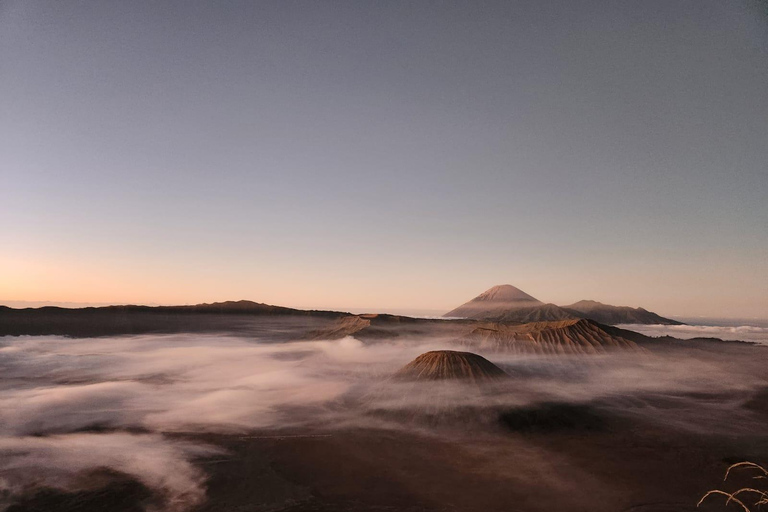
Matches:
[697,490,751,512]
[727,488,768,506]
[724,462,768,481]
[700,462,768,512]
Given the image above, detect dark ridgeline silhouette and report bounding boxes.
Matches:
[0,301,348,337]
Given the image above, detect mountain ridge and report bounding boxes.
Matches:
[458,318,641,354]
[563,299,683,325]
[445,285,681,325]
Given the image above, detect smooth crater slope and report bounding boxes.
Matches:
[396,350,508,382]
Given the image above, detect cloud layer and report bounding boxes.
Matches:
[617,323,768,344]
[1,332,766,510]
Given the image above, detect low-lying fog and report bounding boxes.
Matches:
[618,322,768,344]
[0,332,766,511]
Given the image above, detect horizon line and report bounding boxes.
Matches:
[3,299,768,324]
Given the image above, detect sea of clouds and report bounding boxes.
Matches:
[0,332,766,510]
[617,323,768,345]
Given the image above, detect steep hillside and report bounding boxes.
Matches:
[480,303,579,323]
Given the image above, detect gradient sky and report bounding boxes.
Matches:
[1,0,767,318]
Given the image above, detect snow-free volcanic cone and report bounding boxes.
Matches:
[396,350,508,382]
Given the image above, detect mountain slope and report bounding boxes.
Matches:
[458,318,640,354]
[477,303,579,323]
[564,300,682,325]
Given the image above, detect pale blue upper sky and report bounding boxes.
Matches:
[1,1,767,318]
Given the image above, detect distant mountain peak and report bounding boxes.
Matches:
[444,284,571,321]
[474,285,540,303]
[569,299,604,307]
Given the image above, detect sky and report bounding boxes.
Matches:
[1,0,767,319]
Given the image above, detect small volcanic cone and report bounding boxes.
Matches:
[396,350,507,382]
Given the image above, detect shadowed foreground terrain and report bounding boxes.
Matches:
[1,304,766,512]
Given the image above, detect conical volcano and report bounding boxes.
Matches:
[396,350,507,382]
[444,285,576,322]
[470,284,541,303]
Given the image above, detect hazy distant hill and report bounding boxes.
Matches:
[1,300,332,316]
[0,300,346,337]
[563,300,682,326]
